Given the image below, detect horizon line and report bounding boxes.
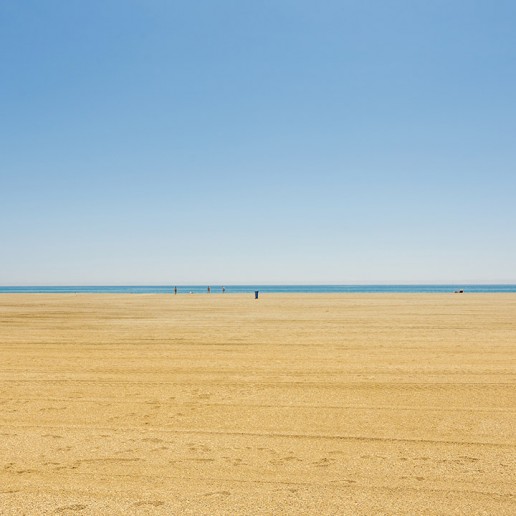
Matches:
[2,282,516,287]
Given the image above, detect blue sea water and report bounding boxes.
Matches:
[0,285,515,294]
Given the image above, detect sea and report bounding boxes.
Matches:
[0,285,515,294]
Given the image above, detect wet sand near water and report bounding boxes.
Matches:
[0,294,515,514]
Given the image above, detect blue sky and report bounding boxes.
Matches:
[1,1,515,284]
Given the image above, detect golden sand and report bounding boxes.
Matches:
[0,294,515,515]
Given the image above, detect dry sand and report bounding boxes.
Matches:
[0,293,515,515]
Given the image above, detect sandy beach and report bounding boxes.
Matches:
[0,293,515,515]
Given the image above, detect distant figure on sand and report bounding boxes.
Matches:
[207,286,211,293]
[222,286,225,293]
[174,286,177,295]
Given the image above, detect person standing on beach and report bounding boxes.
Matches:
[222,286,225,293]
[207,286,211,293]
[174,286,177,295]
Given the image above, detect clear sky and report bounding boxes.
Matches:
[1,1,515,285]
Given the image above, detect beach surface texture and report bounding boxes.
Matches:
[0,294,515,515]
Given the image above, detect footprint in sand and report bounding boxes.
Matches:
[313,457,335,467]
[133,500,165,507]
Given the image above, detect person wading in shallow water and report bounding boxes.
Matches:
[207,286,211,293]
[174,286,177,295]
[222,286,225,293]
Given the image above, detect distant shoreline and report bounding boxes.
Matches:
[1,285,516,294]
